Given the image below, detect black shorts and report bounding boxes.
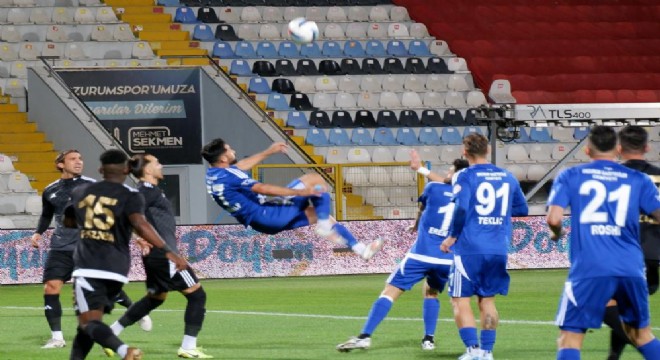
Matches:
[43,250,74,283]
[73,277,124,315]
[143,257,199,294]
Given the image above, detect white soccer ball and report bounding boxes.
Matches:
[288,17,319,44]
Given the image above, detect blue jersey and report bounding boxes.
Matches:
[548,160,660,280]
[449,163,528,255]
[205,166,265,226]
[410,181,455,261]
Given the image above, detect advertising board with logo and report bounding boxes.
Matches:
[58,69,202,164]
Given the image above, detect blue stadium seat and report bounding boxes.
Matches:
[322,41,343,57]
[158,0,179,6]
[266,93,293,110]
[351,128,374,145]
[192,24,214,41]
[248,77,271,94]
[174,6,198,23]
[229,59,252,76]
[328,128,351,146]
[287,111,310,128]
[256,41,277,58]
[343,41,366,57]
[514,127,532,143]
[529,127,555,142]
[235,41,256,58]
[300,42,322,57]
[306,128,329,146]
[365,40,386,57]
[211,41,235,58]
[440,126,462,145]
[396,127,419,145]
[278,41,299,58]
[418,127,441,145]
[386,40,408,57]
[463,126,483,137]
[408,40,432,56]
[373,127,397,145]
[573,127,589,140]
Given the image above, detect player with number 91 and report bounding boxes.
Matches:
[546,125,660,360]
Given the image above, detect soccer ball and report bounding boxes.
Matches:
[288,17,319,44]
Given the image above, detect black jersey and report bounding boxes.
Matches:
[36,176,95,251]
[70,181,145,283]
[139,181,177,259]
[623,159,660,261]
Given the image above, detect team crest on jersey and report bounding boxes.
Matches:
[453,184,461,194]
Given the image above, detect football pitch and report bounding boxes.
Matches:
[0,269,655,359]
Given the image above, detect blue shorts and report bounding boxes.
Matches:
[387,254,453,291]
[555,276,651,331]
[247,179,311,235]
[447,254,509,298]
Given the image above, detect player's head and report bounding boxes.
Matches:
[617,125,649,157]
[129,154,163,181]
[99,149,129,181]
[55,149,83,177]
[444,158,469,184]
[462,133,489,161]
[201,138,236,166]
[586,125,617,159]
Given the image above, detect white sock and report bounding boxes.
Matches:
[51,331,64,341]
[351,243,366,256]
[317,219,332,232]
[182,335,197,350]
[117,345,128,358]
[110,321,124,336]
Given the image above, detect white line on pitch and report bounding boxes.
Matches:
[1,306,659,330]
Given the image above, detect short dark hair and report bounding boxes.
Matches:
[201,138,227,164]
[618,125,648,153]
[100,149,128,165]
[453,158,469,172]
[463,133,488,157]
[129,154,151,178]
[588,125,617,153]
[55,149,80,172]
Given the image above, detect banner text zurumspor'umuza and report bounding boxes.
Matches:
[0,217,571,284]
[57,69,202,164]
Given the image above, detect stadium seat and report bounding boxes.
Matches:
[506,144,531,162]
[235,41,256,58]
[344,167,370,188]
[248,77,271,94]
[347,6,368,22]
[409,23,430,38]
[551,127,577,143]
[328,128,351,146]
[403,75,425,92]
[448,74,470,91]
[30,8,51,24]
[489,79,517,104]
[212,41,235,59]
[388,23,409,38]
[297,59,320,75]
[52,7,73,24]
[367,166,392,185]
[300,42,322,58]
[7,171,32,192]
[241,6,261,22]
[197,6,220,23]
[309,110,332,128]
[382,75,404,92]
[91,25,113,42]
[441,127,462,145]
[373,127,397,145]
[318,59,342,76]
[73,7,95,24]
[404,57,427,74]
[24,194,41,215]
[398,110,421,127]
[573,127,589,140]
[422,92,445,108]
[175,6,198,23]
[514,127,532,143]
[426,57,450,74]
[357,91,380,109]
[416,146,440,162]
[321,41,342,58]
[347,147,371,163]
[338,76,360,92]
[114,25,135,41]
[0,155,15,173]
[408,40,432,56]
[343,41,365,57]
[340,58,362,75]
[345,23,367,38]
[443,109,464,126]
[293,77,314,93]
[401,91,422,108]
[266,93,292,111]
[420,109,443,127]
[396,128,419,145]
[306,128,329,146]
[331,110,354,127]
[229,59,251,76]
[18,43,38,60]
[418,127,441,145]
[529,127,554,143]
[365,187,391,206]
[425,74,448,91]
[278,41,299,58]
[326,6,347,22]
[466,90,488,107]
[315,76,338,92]
[286,111,309,128]
[445,91,467,108]
[379,91,401,108]
[506,164,527,182]
[253,60,277,77]
[386,40,407,57]
[325,147,348,164]
[335,92,357,109]
[362,57,383,74]
[527,164,551,182]
[256,41,277,58]
[291,93,317,111]
[215,24,241,41]
[529,144,553,162]
[355,110,377,127]
[439,145,462,163]
[371,147,394,163]
[383,58,405,74]
[351,128,373,145]
[96,7,118,23]
[283,6,304,21]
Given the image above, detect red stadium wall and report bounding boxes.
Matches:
[0,217,569,285]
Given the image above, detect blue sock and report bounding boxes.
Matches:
[360,296,393,336]
[333,223,358,247]
[638,338,660,359]
[310,193,330,220]
[480,329,496,352]
[458,327,479,348]
[557,348,580,360]
[422,298,439,336]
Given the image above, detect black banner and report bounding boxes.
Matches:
[58,69,202,164]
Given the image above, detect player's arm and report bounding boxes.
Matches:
[409,149,445,182]
[511,184,529,217]
[129,213,187,270]
[409,203,425,233]
[235,142,288,171]
[251,182,320,197]
[546,205,565,241]
[31,193,55,248]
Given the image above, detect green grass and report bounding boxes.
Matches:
[1,269,656,359]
